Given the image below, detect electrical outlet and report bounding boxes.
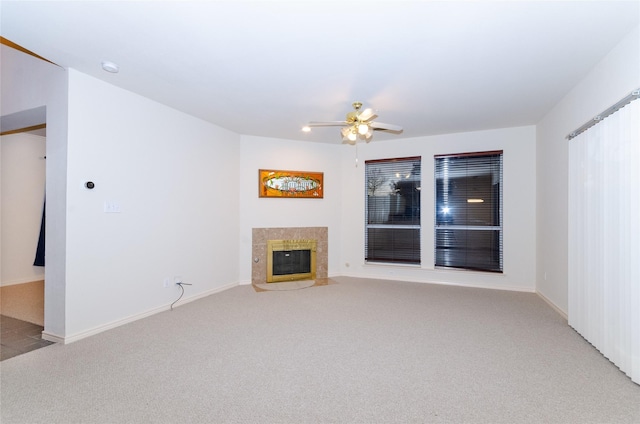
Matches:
[163,277,171,288]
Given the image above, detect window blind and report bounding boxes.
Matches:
[434,151,503,272]
[365,157,421,264]
[568,99,640,384]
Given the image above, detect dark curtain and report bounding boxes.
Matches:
[33,199,45,267]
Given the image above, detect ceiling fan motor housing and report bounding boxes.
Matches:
[346,102,363,123]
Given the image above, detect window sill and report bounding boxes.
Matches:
[364,261,422,269]
[434,266,504,275]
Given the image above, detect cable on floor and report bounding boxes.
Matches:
[171,282,192,310]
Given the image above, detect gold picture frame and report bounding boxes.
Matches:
[259,169,323,198]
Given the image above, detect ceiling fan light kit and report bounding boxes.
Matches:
[305,101,403,144]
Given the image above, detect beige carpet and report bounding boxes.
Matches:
[2,277,639,424]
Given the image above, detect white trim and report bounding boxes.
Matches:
[51,282,238,344]
[1,276,45,287]
[41,332,65,344]
[364,262,421,269]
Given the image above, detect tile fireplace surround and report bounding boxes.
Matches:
[252,227,328,285]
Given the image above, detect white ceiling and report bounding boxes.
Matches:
[1,1,638,143]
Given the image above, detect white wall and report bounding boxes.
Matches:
[238,135,343,283]
[1,44,69,337]
[64,69,240,338]
[536,25,640,314]
[4,24,633,341]
[0,45,56,116]
[339,126,537,292]
[238,126,536,293]
[0,133,46,286]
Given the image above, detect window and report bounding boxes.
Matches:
[434,151,503,272]
[365,157,421,264]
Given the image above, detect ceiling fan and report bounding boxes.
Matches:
[304,102,403,144]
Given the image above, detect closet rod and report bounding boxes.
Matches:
[566,88,640,140]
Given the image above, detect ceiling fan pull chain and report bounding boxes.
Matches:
[355,143,359,167]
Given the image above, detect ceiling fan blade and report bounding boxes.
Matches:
[309,103,402,143]
[358,108,376,122]
[370,122,403,132]
[307,121,348,127]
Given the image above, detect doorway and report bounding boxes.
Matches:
[0,117,47,328]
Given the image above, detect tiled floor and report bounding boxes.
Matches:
[0,315,54,361]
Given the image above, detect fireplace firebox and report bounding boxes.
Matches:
[267,239,317,283]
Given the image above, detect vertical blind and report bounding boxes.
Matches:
[568,98,640,384]
[365,157,421,264]
[434,151,503,272]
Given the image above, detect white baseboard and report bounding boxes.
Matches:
[52,282,238,344]
[536,290,568,321]
[41,332,65,344]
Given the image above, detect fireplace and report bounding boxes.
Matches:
[267,239,317,283]
[252,227,328,285]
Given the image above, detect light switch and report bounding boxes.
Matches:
[104,201,121,213]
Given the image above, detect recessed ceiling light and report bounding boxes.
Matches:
[101,61,119,73]
[302,126,311,132]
